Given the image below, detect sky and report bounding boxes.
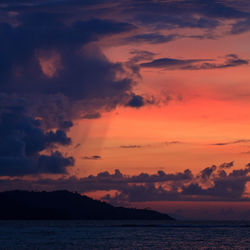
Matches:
[0,0,250,220]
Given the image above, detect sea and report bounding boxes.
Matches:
[0,220,249,249]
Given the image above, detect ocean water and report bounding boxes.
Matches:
[0,220,249,249]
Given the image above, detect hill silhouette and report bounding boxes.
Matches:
[0,190,174,220]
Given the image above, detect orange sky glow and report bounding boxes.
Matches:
[1,0,250,219]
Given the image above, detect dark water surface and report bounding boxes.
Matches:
[0,220,249,249]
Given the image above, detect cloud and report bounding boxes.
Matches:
[0,7,143,176]
[120,145,142,149]
[219,161,234,169]
[211,139,250,146]
[82,155,102,160]
[2,0,250,37]
[129,50,156,63]
[106,163,250,203]
[140,54,248,70]
[0,15,136,103]
[127,33,180,44]
[115,0,250,41]
[124,0,221,29]
[125,95,144,108]
[131,0,250,37]
[199,165,217,181]
[1,0,250,54]
[0,9,139,121]
[82,112,101,119]
[1,161,249,203]
[0,168,193,193]
[119,141,181,149]
[125,94,156,108]
[231,18,250,34]
[38,151,74,174]
[181,172,250,201]
[140,58,209,69]
[0,107,74,176]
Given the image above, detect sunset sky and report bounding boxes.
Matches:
[0,0,250,220]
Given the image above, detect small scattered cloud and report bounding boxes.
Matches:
[74,143,81,149]
[82,155,102,160]
[219,161,234,169]
[126,95,144,108]
[119,141,182,149]
[120,145,142,149]
[125,94,156,108]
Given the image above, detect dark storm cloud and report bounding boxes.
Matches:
[123,1,220,29]
[0,15,135,100]
[0,12,138,126]
[117,0,250,37]
[2,0,250,35]
[0,5,140,176]
[0,6,138,125]
[140,54,248,70]
[38,151,74,174]
[130,0,250,34]
[0,108,74,176]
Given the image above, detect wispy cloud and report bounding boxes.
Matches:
[211,139,250,146]
[140,54,248,70]
[119,141,182,149]
[82,155,102,160]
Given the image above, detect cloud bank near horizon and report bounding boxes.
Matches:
[1,161,249,203]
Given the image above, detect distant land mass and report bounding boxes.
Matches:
[0,190,174,220]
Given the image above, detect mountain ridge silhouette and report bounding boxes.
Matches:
[0,190,174,220]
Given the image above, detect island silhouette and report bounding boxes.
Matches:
[0,190,174,220]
